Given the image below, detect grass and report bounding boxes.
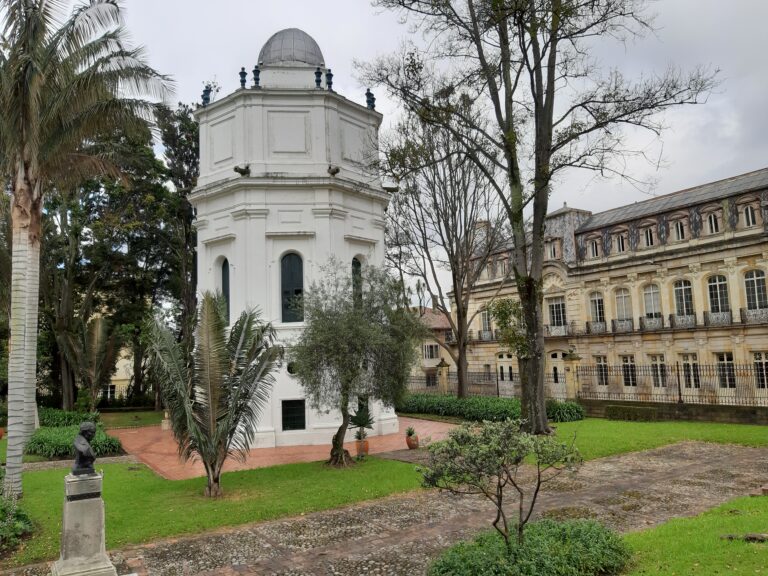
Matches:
[99,410,164,429]
[4,457,421,567]
[0,438,48,463]
[552,419,768,461]
[624,495,768,575]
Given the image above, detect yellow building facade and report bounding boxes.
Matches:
[456,168,768,406]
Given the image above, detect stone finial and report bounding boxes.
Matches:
[201,84,212,106]
[252,65,261,88]
[365,88,376,110]
[239,67,247,88]
[315,67,323,88]
[325,68,334,92]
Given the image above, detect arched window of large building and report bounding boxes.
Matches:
[707,275,730,313]
[221,258,230,324]
[745,270,768,310]
[589,292,605,323]
[281,253,304,322]
[643,284,661,318]
[352,257,362,307]
[615,288,632,320]
[674,280,694,316]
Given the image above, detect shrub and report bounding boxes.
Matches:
[0,470,34,556]
[396,394,521,421]
[546,399,586,422]
[0,399,7,428]
[24,425,122,459]
[38,407,100,428]
[605,404,660,422]
[429,520,630,576]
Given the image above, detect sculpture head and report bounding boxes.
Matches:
[79,421,96,442]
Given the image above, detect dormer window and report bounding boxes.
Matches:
[745,205,758,228]
[674,220,686,241]
[590,239,600,259]
[644,227,654,247]
[616,234,627,253]
[548,241,557,260]
[707,213,720,234]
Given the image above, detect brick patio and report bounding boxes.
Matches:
[108,416,454,480]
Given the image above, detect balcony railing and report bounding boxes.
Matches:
[545,324,570,337]
[477,329,495,341]
[639,316,664,331]
[704,310,733,326]
[669,314,697,329]
[740,307,768,324]
[611,318,634,333]
[586,321,607,334]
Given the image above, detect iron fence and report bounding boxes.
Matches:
[407,370,567,400]
[577,363,768,406]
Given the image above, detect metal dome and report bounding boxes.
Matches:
[258,28,325,67]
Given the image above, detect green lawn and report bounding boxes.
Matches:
[552,419,768,461]
[0,438,48,463]
[4,457,422,567]
[99,410,163,429]
[625,495,768,575]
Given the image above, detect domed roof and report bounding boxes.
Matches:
[258,28,325,67]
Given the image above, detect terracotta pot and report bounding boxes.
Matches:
[406,435,419,450]
[356,439,369,456]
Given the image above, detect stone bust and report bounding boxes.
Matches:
[72,422,97,476]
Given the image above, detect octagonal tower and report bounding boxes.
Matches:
[190,29,395,447]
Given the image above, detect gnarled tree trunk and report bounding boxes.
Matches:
[329,390,353,466]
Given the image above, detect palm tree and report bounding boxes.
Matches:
[0,0,170,496]
[147,292,282,497]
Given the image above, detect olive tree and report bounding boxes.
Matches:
[289,262,424,466]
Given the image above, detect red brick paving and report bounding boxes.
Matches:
[109,417,454,480]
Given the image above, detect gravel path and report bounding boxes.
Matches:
[4,442,767,576]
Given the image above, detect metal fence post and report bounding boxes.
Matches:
[676,362,683,404]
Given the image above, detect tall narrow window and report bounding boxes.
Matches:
[621,355,637,387]
[643,284,661,318]
[681,353,700,388]
[589,292,605,323]
[707,275,730,313]
[754,352,768,389]
[649,354,666,388]
[707,213,720,234]
[745,205,757,228]
[616,234,627,253]
[644,227,654,247]
[481,309,492,333]
[674,220,686,241]
[590,240,599,258]
[221,258,230,325]
[548,297,567,326]
[716,352,736,389]
[674,280,694,316]
[615,288,632,320]
[595,356,609,386]
[352,257,362,307]
[745,270,768,310]
[548,242,557,260]
[281,253,304,322]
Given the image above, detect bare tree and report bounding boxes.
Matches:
[362,0,717,433]
[384,115,508,397]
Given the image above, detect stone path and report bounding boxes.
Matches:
[5,442,767,576]
[109,418,454,480]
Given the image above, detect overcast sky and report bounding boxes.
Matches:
[124,0,768,216]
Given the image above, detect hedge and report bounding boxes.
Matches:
[429,520,630,576]
[38,407,100,428]
[605,404,660,422]
[24,425,122,460]
[397,394,585,423]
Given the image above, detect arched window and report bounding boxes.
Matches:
[221,258,230,324]
[674,280,694,316]
[643,284,661,318]
[281,253,304,322]
[745,270,768,310]
[589,292,605,323]
[707,275,730,313]
[352,257,362,307]
[615,288,632,320]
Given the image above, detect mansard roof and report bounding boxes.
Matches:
[576,167,768,233]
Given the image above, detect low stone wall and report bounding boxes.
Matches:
[579,398,768,425]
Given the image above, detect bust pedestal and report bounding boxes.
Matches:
[51,474,117,576]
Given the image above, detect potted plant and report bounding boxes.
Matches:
[350,405,374,458]
[405,426,419,449]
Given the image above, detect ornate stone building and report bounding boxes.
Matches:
[457,168,768,405]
